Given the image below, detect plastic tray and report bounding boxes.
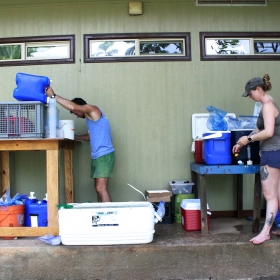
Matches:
[169,181,194,195]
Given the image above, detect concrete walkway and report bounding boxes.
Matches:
[1,218,280,280]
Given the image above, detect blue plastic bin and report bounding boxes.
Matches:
[202,131,231,165]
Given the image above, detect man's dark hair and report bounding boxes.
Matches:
[71,98,87,105]
[70,98,87,114]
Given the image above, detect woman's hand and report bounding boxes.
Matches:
[232,143,242,154]
[237,135,249,146]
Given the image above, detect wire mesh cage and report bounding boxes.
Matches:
[0,101,47,139]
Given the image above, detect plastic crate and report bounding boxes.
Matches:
[169,181,194,195]
[0,101,47,138]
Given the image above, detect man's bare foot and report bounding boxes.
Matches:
[272,229,280,236]
[249,233,270,245]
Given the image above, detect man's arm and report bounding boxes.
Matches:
[45,86,101,120]
[45,87,80,112]
[75,133,90,141]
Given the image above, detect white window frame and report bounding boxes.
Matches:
[89,38,186,58]
[26,41,70,60]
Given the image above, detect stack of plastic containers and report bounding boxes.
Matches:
[169,181,195,223]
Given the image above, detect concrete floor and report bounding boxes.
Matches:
[1,218,280,280]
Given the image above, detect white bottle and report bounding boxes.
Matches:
[29,192,36,199]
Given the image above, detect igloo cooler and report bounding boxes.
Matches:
[59,202,158,245]
[180,199,211,231]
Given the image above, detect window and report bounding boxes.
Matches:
[0,35,75,66]
[200,32,280,61]
[84,33,191,62]
[0,44,23,61]
[196,0,267,6]
[254,40,280,54]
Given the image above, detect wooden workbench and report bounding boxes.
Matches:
[0,139,75,237]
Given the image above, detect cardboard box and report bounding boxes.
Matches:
[145,190,172,198]
[146,196,171,202]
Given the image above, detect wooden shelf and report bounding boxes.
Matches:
[0,139,75,237]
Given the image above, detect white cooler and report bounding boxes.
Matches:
[59,202,157,245]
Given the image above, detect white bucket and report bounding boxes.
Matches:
[59,120,74,140]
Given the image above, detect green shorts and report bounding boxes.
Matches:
[90,151,115,178]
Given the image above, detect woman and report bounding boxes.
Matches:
[232,74,280,245]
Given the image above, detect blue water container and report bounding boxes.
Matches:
[13,72,50,104]
[24,195,48,227]
[202,131,231,165]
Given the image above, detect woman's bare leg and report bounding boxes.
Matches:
[250,165,280,244]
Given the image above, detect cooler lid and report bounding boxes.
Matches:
[192,113,236,139]
[60,202,152,209]
[180,198,210,210]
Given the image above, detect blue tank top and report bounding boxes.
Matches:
[86,112,114,159]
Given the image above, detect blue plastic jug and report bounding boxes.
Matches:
[24,192,48,227]
[13,72,50,104]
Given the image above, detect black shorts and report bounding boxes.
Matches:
[260,150,280,168]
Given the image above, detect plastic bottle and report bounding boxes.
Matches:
[247,146,253,165]
[37,196,48,227]
[154,201,165,223]
[24,192,48,227]
[24,192,38,226]
[45,101,59,138]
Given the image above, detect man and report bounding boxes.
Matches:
[45,86,115,202]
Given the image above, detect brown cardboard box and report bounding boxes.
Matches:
[146,196,171,202]
[145,190,172,198]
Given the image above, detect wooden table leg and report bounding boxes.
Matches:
[236,174,243,218]
[191,170,198,198]
[252,173,261,233]
[0,151,10,196]
[199,174,209,234]
[64,149,74,203]
[46,150,59,228]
